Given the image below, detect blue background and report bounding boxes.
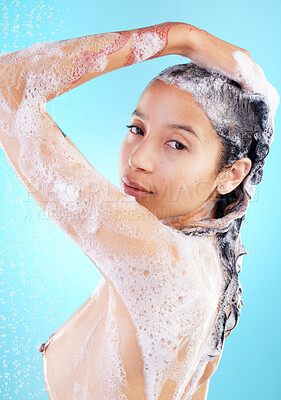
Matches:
[0,0,280,398]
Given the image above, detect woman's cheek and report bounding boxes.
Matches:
[195,180,210,202]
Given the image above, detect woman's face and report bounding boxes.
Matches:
[119,80,224,220]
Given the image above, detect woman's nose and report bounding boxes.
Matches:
[128,139,157,173]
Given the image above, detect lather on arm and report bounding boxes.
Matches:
[0,22,188,105]
[0,21,250,105]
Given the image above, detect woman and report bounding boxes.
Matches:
[0,22,278,399]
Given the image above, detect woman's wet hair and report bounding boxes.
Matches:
[150,63,274,358]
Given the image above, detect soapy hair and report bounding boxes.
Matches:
[150,63,274,358]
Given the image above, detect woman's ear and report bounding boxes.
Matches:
[217,158,252,195]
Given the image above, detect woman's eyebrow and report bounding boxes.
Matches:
[167,123,201,142]
[132,109,145,120]
[131,109,201,142]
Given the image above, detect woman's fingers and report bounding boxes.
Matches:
[179,26,279,117]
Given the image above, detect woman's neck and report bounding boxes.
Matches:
[160,196,218,230]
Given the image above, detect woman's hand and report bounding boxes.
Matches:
[170,23,251,83]
[169,22,279,114]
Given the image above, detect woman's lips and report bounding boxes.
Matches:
[122,181,153,197]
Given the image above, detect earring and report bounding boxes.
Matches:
[219,185,224,193]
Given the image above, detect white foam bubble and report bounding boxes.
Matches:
[130,31,165,63]
[232,51,279,121]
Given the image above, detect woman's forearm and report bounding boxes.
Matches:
[0,22,192,105]
[0,20,257,111]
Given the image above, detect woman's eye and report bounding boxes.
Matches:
[126,125,144,135]
[167,140,187,151]
[126,125,187,151]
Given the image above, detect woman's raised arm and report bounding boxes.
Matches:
[0,22,192,105]
[0,20,254,106]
